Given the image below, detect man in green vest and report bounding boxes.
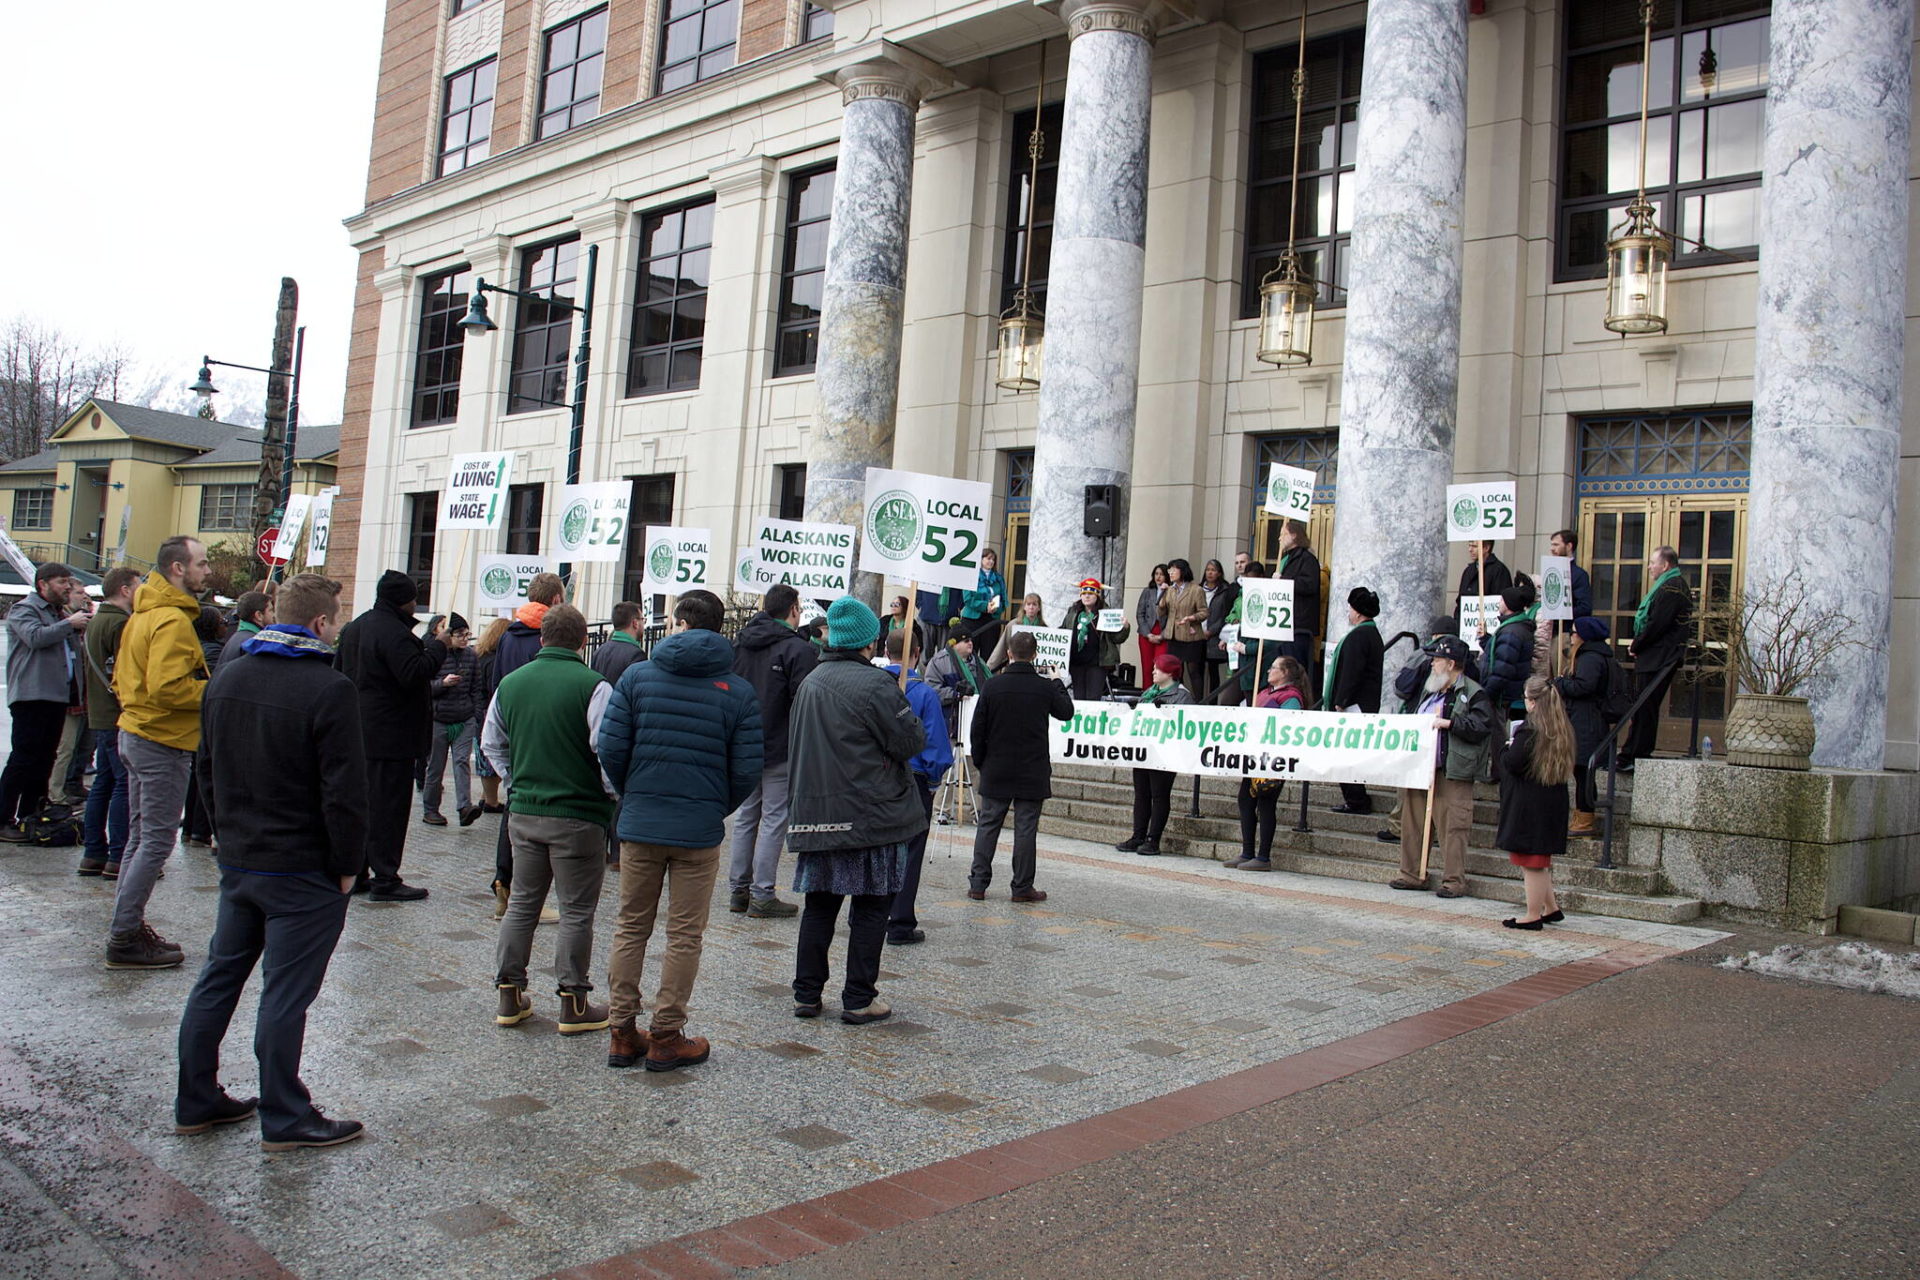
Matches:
[481,604,616,1036]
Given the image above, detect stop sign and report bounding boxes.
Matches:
[256,527,288,567]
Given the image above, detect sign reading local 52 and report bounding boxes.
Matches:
[1444,481,1518,542]
[1263,464,1316,519]
[1537,555,1574,622]
[641,526,711,594]
[1238,578,1296,641]
[554,482,631,562]
[478,555,555,613]
[858,467,993,593]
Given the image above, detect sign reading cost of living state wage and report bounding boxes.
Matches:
[439,452,514,529]
[554,482,631,562]
[1237,579,1296,642]
[479,555,556,614]
[641,526,711,594]
[750,517,854,596]
[1444,481,1517,542]
[1263,463,1317,519]
[859,467,992,594]
[1537,555,1574,622]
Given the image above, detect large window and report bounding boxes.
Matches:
[656,0,737,94]
[505,483,543,554]
[1242,28,1365,317]
[621,475,677,604]
[508,238,581,414]
[10,488,53,530]
[1559,1,1769,278]
[537,7,608,140]
[413,267,473,427]
[774,464,806,519]
[437,58,497,176]
[627,200,714,396]
[775,166,835,376]
[803,4,833,42]
[1000,103,1063,312]
[198,483,256,532]
[406,492,438,607]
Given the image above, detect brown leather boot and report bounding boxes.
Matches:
[1567,810,1597,837]
[495,984,532,1026]
[557,989,610,1036]
[608,1020,649,1069]
[644,1027,711,1073]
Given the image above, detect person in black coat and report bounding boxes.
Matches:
[590,601,647,685]
[1455,541,1513,623]
[1202,557,1243,696]
[335,569,446,900]
[1619,545,1693,770]
[423,614,480,827]
[968,630,1075,902]
[1495,676,1572,930]
[1327,587,1384,815]
[1276,521,1321,666]
[1554,615,1614,836]
[727,584,821,914]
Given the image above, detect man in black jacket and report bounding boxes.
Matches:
[335,569,445,901]
[728,583,819,918]
[590,600,646,684]
[1276,520,1322,666]
[177,573,367,1151]
[1327,587,1385,815]
[968,630,1075,902]
[1619,545,1693,771]
[1455,541,1513,623]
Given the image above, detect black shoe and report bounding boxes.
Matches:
[1502,917,1545,930]
[261,1113,365,1151]
[368,882,428,902]
[421,812,447,826]
[1614,761,1635,774]
[794,1000,823,1018]
[458,805,484,827]
[728,889,749,913]
[1375,830,1398,843]
[887,928,926,944]
[1136,840,1161,856]
[350,876,370,895]
[0,824,31,843]
[1387,878,1429,892]
[1435,888,1464,899]
[1541,909,1565,924]
[1115,837,1145,852]
[174,1091,259,1135]
[1330,803,1373,815]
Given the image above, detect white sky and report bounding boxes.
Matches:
[0,0,387,424]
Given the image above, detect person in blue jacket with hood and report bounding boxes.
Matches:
[597,590,762,1074]
[880,626,954,945]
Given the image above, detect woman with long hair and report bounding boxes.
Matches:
[1229,654,1307,871]
[1496,675,1573,929]
[1160,558,1207,697]
[988,594,1046,671]
[1554,616,1613,837]
[1199,558,1232,698]
[472,616,512,812]
[1135,563,1169,684]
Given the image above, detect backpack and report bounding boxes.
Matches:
[1599,648,1634,725]
[26,804,81,847]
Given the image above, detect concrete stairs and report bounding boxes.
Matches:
[1025,762,1702,924]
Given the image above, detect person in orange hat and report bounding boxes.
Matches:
[1061,579,1128,700]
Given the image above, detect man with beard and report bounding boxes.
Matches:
[1390,636,1494,899]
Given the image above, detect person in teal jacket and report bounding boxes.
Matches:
[961,547,1009,655]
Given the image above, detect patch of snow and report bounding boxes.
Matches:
[1720,941,1920,999]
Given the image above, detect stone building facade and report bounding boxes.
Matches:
[337,0,1918,768]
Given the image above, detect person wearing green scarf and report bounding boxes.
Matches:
[1619,546,1693,771]
[1326,587,1385,815]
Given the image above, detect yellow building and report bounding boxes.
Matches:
[0,399,338,573]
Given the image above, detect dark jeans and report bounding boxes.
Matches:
[495,811,515,888]
[970,794,1041,893]
[181,750,213,841]
[1620,663,1677,764]
[1237,778,1280,860]
[362,757,414,889]
[82,728,129,863]
[1129,768,1175,842]
[889,776,935,937]
[0,699,66,825]
[176,868,349,1139]
[793,891,889,1011]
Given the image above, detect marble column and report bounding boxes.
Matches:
[1745,0,1911,770]
[804,44,948,604]
[1324,0,1467,681]
[1026,0,1156,605]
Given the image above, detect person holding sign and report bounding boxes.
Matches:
[1390,636,1495,898]
[1324,588,1385,816]
[959,547,1008,656]
[1219,561,1273,706]
[1549,529,1593,621]
[988,595,1047,671]
[1061,579,1129,700]
[1454,541,1513,629]
[1275,521,1321,665]
[1227,655,1309,872]
[1115,655,1194,856]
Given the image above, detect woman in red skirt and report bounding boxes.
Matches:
[1496,675,1573,929]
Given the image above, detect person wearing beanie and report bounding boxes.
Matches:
[1479,575,1541,782]
[923,619,993,742]
[1390,634,1494,898]
[1117,654,1193,855]
[967,629,1074,903]
[1325,587,1385,817]
[423,611,480,827]
[334,568,447,900]
[784,595,927,1024]
[1555,614,1617,836]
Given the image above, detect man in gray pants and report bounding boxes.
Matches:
[726,584,818,918]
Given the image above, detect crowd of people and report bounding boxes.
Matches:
[0,522,1696,1151]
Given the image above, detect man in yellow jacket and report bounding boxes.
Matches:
[106,536,212,970]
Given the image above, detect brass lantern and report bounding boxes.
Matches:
[1257,252,1315,366]
[1604,201,1672,335]
[996,290,1045,392]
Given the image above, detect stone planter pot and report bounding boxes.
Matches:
[1723,693,1817,770]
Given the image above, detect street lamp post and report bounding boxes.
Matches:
[190,324,306,581]
[458,243,598,583]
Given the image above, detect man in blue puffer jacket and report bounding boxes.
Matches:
[597,589,761,1074]
[1479,579,1538,781]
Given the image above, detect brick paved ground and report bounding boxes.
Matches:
[0,810,1724,1279]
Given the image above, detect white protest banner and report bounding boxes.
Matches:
[1014,624,1072,671]
[1445,481,1517,542]
[554,482,631,562]
[478,555,555,615]
[1055,701,1435,790]
[439,452,514,530]
[641,526,711,594]
[1221,623,1240,671]
[1538,555,1574,622]
[0,518,37,582]
[111,504,133,565]
[271,494,313,562]
[306,493,335,566]
[1460,595,1502,639]
[957,694,980,755]
[751,517,854,596]
[1263,463,1316,519]
[1097,608,1126,633]
[1238,579,1296,642]
[859,467,992,593]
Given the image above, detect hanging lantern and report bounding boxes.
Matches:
[996,292,1045,392]
[1256,253,1315,366]
[1604,201,1672,335]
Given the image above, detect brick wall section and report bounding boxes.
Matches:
[604,0,652,111]
[488,0,541,155]
[364,0,441,205]
[737,0,791,63]
[330,248,386,613]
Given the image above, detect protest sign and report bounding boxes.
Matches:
[1053,701,1434,790]
[1538,555,1574,622]
[478,555,555,615]
[640,526,711,594]
[859,467,991,593]
[1013,624,1072,671]
[1460,595,1502,639]
[1238,579,1296,642]
[1263,463,1316,519]
[1444,481,1517,542]
[270,494,312,562]
[439,452,513,530]
[1097,608,1126,633]
[734,550,758,593]
[750,517,854,596]
[554,482,630,562]
[306,493,335,566]
[1221,623,1240,671]
[111,504,133,565]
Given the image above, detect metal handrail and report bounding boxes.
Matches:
[1586,649,1695,870]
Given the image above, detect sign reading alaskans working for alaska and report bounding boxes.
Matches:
[1444,481,1517,542]
[554,482,631,562]
[439,452,514,529]
[859,467,992,593]
[749,517,854,596]
[641,526,711,594]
